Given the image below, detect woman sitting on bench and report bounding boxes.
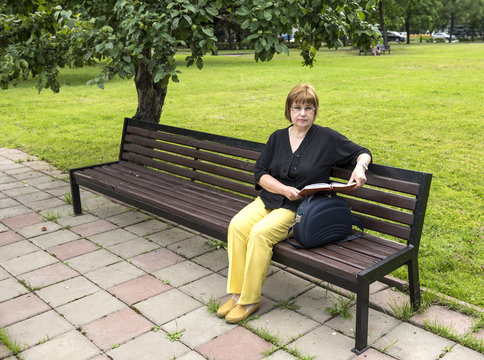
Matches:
[217,83,372,323]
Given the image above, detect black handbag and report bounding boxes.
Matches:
[287,193,364,249]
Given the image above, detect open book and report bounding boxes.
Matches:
[299,182,357,196]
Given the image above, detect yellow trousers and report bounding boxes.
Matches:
[226,197,295,305]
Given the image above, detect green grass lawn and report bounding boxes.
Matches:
[0,42,483,308]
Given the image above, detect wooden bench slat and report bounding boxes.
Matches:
[343,197,414,225]
[81,166,246,222]
[124,134,256,173]
[122,143,255,184]
[104,164,250,217]
[354,213,412,240]
[126,125,261,160]
[122,152,259,197]
[76,169,235,231]
[273,242,361,279]
[115,161,252,206]
[310,247,378,270]
[341,186,417,211]
[332,167,420,195]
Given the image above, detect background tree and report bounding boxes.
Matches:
[0,0,380,124]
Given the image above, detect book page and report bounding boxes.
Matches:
[299,182,357,196]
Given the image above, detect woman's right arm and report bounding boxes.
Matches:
[258,174,302,201]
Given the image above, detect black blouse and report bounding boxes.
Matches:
[254,124,371,211]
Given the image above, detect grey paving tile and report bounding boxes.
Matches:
[288,325,355,360]
[16,221,62,238]
[249,308,320,345]
[0,267,10,280]
[264,350,298,360]
[35,276,101,308]
[192,248,228,272]
[2,185,37,197]
[441,344,484,360]
[106,330,190,360]
[20,329,100,360]
[89,203,130,218]
[167,235,214,259]
[34,179,67,191]
[0,223,7,232]
[134,289,202,325]
[152,260,212,287]
[0,197,19,209]
[179,272,227,303]
[28,197,66,211]
[162,306,236,348]
[0,277,29,302]
[57,213,100,227]
[124,219,170,236]
[87,228,138,248]
[325,306,401,345]
[5,310,75,350]
[56,291,126,326]
[0,240,40,262]
[66,249,121,273]
[107,237,160,258]
[410,304,475,337]
[107,210,151,227]
[44,184,71,197]
[370,287,410,316]
[147,226,195,246]
[0,205,32,220]
[39,204,73,218]
[15,190,52,205]
[0,343,12,359]
[2,250,58,276]
[85,261,145,289]
[30,229,80,249]
[262,269,315,303]
[373,322,455,360]
[176,351,208,360]
[294,286,341,323]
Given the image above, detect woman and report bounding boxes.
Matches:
[217,83,372,323]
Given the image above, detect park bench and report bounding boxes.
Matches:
[69,117,432,354]
[359,45,391,55]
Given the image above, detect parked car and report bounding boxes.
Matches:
[387,31,405,42]
[432,32,456,41]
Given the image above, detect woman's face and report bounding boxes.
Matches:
[290,102,316,129]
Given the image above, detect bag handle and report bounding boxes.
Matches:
[286,225,304,249]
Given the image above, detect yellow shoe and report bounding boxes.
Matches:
[225,303,260,323]
[216,298,237,318]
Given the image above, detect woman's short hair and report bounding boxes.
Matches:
[284,83,319,121]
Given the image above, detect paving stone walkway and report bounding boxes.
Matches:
[0,147,483,360]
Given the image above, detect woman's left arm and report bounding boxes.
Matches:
[348,153,372,189]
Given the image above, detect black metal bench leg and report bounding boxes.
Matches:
[408,254,421,311]
[353,277,370,354]
[69,172,82,216]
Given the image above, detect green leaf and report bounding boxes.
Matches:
[201,27,214,37]
[264,11,272,21]
[196,57,203,70]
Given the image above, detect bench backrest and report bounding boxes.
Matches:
[120,118,432,250]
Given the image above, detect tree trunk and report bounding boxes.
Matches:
[405,14,411,44]
[132,48,167,124]
[378,1,388,47]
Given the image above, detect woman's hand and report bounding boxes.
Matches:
[348,165,367,189]
[258,174,303,201]
[283,186,303,201]
[349,153,371,189]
